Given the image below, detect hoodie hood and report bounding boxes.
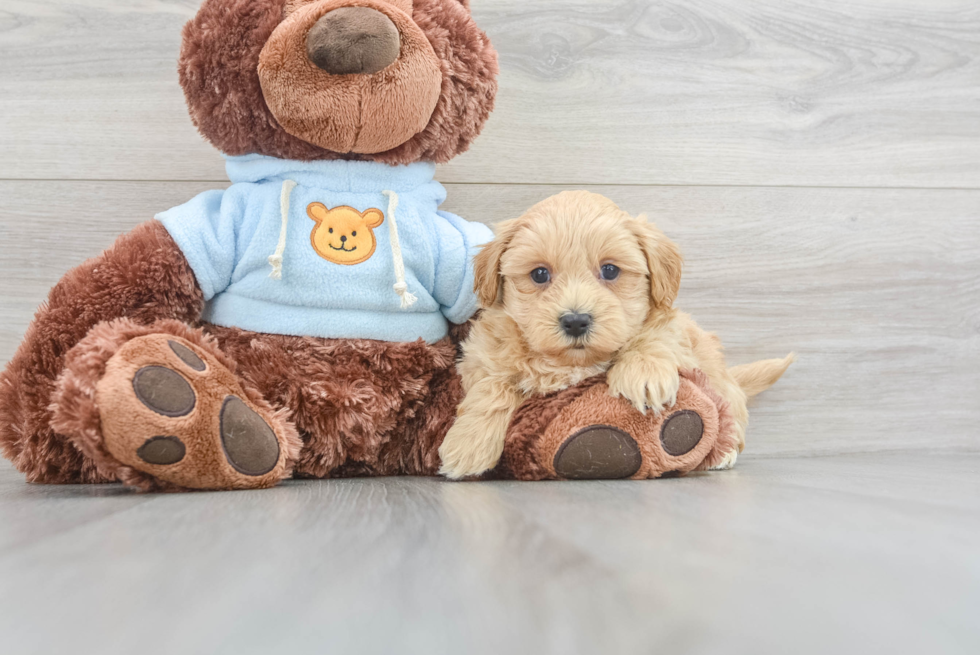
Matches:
[225,155,438,194]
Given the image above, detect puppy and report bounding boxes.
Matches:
[439,190,793,479]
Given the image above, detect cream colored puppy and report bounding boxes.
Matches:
[439,190,792,480]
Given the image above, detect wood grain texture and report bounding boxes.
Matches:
[1,2,979,651]
[1,0,979,186]
[0,452,977,655]
[2,181,978,457]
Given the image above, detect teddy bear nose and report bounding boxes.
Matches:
[340,235,347,242]
[306,7,401,75]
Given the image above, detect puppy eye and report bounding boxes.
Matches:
[352,231,357,237]
[600,264,620,281]
[530,267,551,284]
[328,228,333,234]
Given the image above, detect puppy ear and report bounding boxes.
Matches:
[628,216,683,310]
[474,218,521,308]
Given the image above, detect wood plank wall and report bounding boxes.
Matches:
[1,0,978,456]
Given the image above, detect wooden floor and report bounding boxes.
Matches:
[1,1,978,653]
[1,453,978,654]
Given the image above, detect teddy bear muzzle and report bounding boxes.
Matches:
[258,0,442,154]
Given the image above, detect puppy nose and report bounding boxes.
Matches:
[560,313,593,338]
[340,235,347,242]
[306,7,401,75]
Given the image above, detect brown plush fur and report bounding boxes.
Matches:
[0,222,202,484]
[259,0,443,154]
[51,320,303,492]
[1,217,465,487]
[180,0,498,164]
[497,370,738,481]
[1,216,752,491]
[495,375,606,480]
[688,369,739,472]
[0,0,495,489]
[205,325,462,478]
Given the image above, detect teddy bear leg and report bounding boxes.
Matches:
[200,326,463,479]
[51,318,301,491]
[498,371,738,481]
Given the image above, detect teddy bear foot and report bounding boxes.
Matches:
[552,408,709,480]
[498,370,737,481]
[93,333,294,491]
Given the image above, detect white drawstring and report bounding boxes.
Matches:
[382,190,418,309]
[268,179,297,279]
[269,183,416,311]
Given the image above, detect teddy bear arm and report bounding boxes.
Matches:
[42,220,206,338]
[0,220,205,480]
[3,219,204,385]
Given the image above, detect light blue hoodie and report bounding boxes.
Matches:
[157,155,492,344]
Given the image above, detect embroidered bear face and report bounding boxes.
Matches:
[307,203,385,265]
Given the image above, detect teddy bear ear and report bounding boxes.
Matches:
[363,209,385,229]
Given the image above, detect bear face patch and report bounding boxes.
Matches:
[307,203,384,265]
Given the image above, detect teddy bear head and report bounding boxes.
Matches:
[179,0,499,165]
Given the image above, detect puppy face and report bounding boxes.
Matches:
[475,191,682,367]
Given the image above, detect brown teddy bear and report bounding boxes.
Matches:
[0,0,499,491]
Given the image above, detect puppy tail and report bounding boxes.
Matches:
[729,352,795,399]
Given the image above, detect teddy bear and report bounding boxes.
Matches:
[0,0,499,491]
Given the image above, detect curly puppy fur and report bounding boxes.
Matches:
[439,191,794,479]
[181,0,498,164]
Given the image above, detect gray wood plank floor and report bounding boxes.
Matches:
[1,453,978,655]
[1,0,978,653]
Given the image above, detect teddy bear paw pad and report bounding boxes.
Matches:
[94,334,287,490]
[136,436,187,465]
[553,425,643,480]
[659,410,705,456]
[219,396,279,476]
[132,365,197,417]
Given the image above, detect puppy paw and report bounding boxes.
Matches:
[707,447,738,471]
[438,418,505,480]
[607,358,681,414]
